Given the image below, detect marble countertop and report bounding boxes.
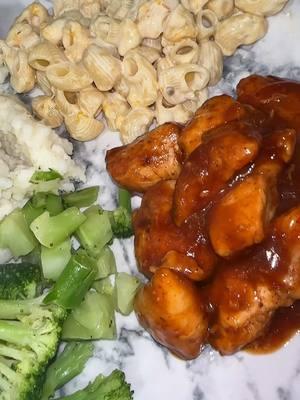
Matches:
[1,1,300,399]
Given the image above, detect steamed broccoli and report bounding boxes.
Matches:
[0,251,96,400]
[0,262,43,300]
[107,189,133,239]
[41,342,94,400]
[57,370,133,400]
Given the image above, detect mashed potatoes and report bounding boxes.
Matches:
[0,94,85,220]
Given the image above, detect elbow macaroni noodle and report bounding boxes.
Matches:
[0,0,288,142]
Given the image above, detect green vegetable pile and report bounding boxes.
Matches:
[0,183,140,399]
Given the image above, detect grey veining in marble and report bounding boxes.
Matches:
[1,1,300,399]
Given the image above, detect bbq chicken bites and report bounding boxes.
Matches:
[135,267,208,360]
[133,180,218,280]
[178,94,267,157]
[106,123,182,193]
[173,121,262,226]
[209,205,300,355]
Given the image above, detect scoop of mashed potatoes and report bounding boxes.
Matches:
[0,94,85,220]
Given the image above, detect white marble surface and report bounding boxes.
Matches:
[1,1,300,399]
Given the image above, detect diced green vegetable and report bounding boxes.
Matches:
[46,193,64,216]
[76,206,113,257]
[0,262,43,300]
[95,246,116,279]
[118,188,132,213]
[31,192,48,208]
[93,276,115,296]
[63,186,99,208]
[57,370,133,400]
[30,207,86,248]
[115,273,141,316]
[43,251,97,309]
[41,239,71,281]
[30,169,63,183]
[41,342,94,400]
[0,209,37,257]
[62,291,116,340]
[22,199,45,225]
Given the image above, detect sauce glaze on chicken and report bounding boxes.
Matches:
[106,75,300,360]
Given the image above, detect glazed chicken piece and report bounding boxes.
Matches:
[237,75,300,131]
[135,267,208,360]
[106,123,182,193]
[237,75,300,212]
[178,94,266,157]
[209,128,296,257]
[208,205,300,355]
[173,121,262,226]
[133,180,218,281]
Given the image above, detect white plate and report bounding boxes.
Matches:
[1,1,300,399]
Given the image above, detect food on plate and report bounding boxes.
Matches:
[133,180,217,280]
[135,267,208,359]
[105,74,300,360]
[0,0,288,143]
[106,123,182,192]
[0,182,136,399]
[0,94,84,221]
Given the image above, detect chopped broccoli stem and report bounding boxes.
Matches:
[0,209,37,257]
[22,200,45,225]
[57,370,133,400]
[31,193,48,208]
[30,169,63,184]
[93,276,115,298]
[46,194,64,216]
[41,239,71,281]
[0,262,43,300]
[41,342,94,400]
[30,208,86,248]
[43,251,97,309]
[62,186,99,208]
[62,291,116,340]
[118,188,132,214]
[95,246,116,279]
[115,273,141,316]
[76,206,113,257]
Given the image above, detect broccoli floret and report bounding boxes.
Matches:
[57,370,133,400]
[0,250,96,400]
[0,263,43,300]
[0,297,65,400]
[107,188,133,239]
[41,342,94,400]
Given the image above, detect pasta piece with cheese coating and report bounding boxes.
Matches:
[53,0,80,17]
[137,0,170,39]
[55,89,79,116]
[32,95,64,128]
[41,18,67,45]
[196,9,219,40]
[215,12,267,56]
[163,39,199,65]
[117,107,154,144]
[118,19,142,56]
[6,22,40,49]
[15,2,50,30]
[102,92,130,131]
[235,0,288,17]
[205,0,234,20]
[122,52,157,108]
[90,15,120,47]
[158,63,209,105]
[83,44,121,91]
[62,20,91,62]
[181,0,209,14]
[65,111,104,141]
[0,42,35,93]
[163,5,198,43]
[46,61,93,91]
[28,41,67,71]
[198,39,223,86]
[78,85,104,117]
